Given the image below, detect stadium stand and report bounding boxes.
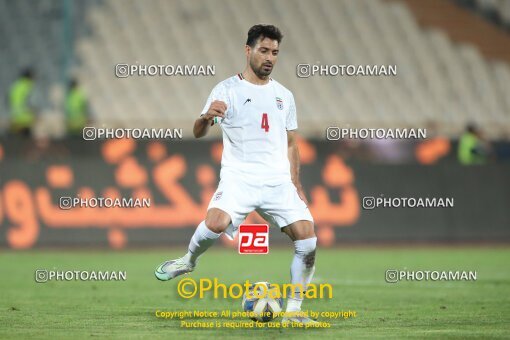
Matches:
[0,0,509,139]
[466,0,510,27]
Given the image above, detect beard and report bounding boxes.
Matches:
[250,58,273,78]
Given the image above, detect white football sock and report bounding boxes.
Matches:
[183,221,221,266]
[286,236,317,312]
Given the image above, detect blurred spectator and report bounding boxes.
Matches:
[65,78,89,136]
[8,68,37,136]
[458,124,491,165]
[364,138,415,164]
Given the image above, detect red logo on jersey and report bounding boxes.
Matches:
[238,224,269,254]
[213,191,223,201]
[276,97,283,110]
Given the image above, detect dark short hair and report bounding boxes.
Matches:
[246,24,283,47]
[466,123,478,134]
[21,68,34,79]
[68,78,79,89]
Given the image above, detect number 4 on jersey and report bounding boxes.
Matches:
[261,113,269,132]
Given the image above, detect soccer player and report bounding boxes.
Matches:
[155,24,317,325]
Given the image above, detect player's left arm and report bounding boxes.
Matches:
[287,130,308,204]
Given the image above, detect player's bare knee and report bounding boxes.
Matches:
[204,219,228,233]
[205,209,231,233]
[292,221,316,241]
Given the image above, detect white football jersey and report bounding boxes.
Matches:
[200,73,298,183]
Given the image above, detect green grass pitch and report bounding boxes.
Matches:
[1,247,509,339]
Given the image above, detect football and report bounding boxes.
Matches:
[241,282,284,322]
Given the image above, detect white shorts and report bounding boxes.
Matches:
[207,173,314,239]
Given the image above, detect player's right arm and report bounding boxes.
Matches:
[193,100,227,138]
